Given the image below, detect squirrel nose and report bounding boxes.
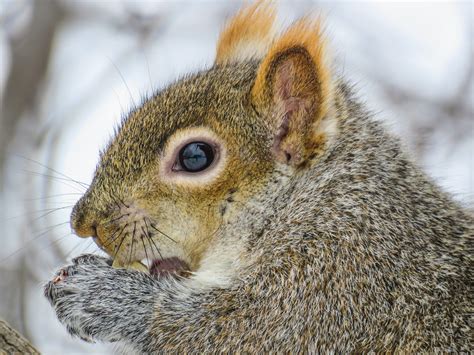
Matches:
[70,201,98,238]
[71,217,98,239]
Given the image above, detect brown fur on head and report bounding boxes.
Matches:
[70,2,335,275]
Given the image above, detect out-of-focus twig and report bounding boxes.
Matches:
[0,0,64,336]
[0,0,64,183]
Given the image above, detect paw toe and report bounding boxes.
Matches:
[43,280,55,303]
[72,254,111,266]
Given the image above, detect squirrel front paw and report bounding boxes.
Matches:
[44,254,156,343]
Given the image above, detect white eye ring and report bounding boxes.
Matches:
[159,127,227,186]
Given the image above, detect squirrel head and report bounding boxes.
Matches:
[70,2,337,276]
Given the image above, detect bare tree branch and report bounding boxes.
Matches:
[0,318,39,354]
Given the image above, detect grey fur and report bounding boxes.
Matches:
[45,81,473,352]
[44,20,473,355]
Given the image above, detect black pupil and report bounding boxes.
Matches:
[179,142,214,172]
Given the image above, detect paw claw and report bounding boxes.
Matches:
[53,268,69,283]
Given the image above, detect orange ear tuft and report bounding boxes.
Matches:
[251,17,335,167]
[251,17,331,119]
[215,1,276,65]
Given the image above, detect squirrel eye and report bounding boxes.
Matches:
[177,142,215,172]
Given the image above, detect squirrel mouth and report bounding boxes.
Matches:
[112,257,191,278]
[149,257,190,278]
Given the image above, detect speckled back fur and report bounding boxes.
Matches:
[139,82,473,352]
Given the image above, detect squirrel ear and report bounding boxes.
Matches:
[215,1,276,65]
[251,19,335,167]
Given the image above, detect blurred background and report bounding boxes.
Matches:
[0,0,472,353]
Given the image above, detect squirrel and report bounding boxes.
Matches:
[44,2,473,353]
